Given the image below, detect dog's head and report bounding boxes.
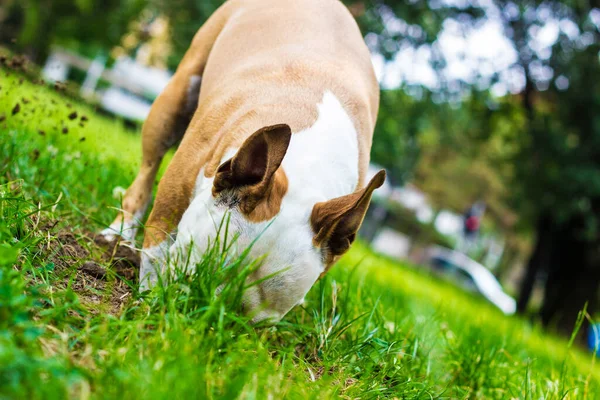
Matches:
[175,124,385,323]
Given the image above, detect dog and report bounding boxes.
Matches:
[100,0,385,323]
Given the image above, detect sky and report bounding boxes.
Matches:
[371,16,518,93]
[370,0,598,96]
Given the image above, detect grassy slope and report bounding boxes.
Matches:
[1,69,599,399]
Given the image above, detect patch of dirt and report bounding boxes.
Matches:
[45,229,141,315]
[92,233,140,280]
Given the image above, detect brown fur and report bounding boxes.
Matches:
[212,124,291,221]
[109,0,380,249]
[311,170,386,272]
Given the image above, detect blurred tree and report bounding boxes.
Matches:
[370,89,428,185]
[514,41,600,336]
[111,11,172,69]
[148,0,223,69]
[370,0,600,340]
[0,1,20,47]
[361,0,600,341]
[3,0,147,62]
[480,0,600,339]
[348,0,485,60]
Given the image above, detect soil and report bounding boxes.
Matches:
[44,228,141,315]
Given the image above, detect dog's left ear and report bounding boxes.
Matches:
[311,170,386,256]
[213,124,292,212]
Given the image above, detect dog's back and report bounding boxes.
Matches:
[187,0,379,183]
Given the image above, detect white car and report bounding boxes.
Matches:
[423,246,516,315]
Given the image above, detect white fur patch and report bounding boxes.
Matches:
[162,91,360,321]
[283,90,360,202]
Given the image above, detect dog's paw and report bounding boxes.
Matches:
[97,223,136,247]
[97,228,119,244]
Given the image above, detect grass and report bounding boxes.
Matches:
[1,67,600,399]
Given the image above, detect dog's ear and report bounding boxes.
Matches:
[311,170,386,257]
[213,124,291,212]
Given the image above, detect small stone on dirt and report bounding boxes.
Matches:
[80,261,107,279]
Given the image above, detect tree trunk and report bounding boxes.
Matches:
[513,15,541,316]
[517,216,553,314]
[540,216,600,343]
[17,0,54,64]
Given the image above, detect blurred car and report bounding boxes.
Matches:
[422,246,516,315]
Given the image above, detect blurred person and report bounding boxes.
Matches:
[457,200,485,254]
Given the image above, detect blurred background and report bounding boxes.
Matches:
[2,0,600,346]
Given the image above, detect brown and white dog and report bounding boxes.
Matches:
[101,0,385,323]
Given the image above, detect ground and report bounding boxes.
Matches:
[1,65,599,399]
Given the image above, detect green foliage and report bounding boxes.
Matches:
[0,186,77,399]
[514,45,600,238]
[2,0,147,61]
[371,90,427,185]
[348,0,486,60]
[150,0,224,70]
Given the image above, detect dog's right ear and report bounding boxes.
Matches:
[311,170,386,258]
[212,124,292,213]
